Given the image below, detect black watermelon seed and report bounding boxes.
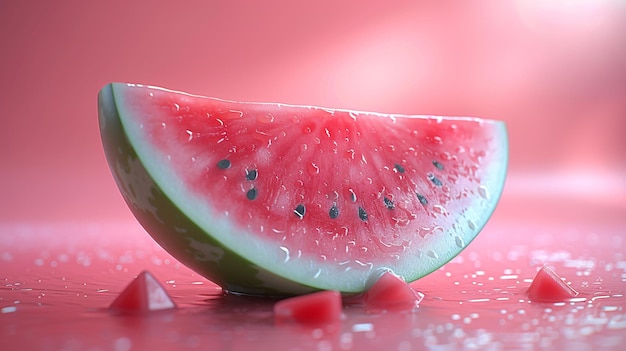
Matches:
[428,173,442,187]
[294,204,306,219]
[246,188,258,200]
[433,160,444,170]
[394,164,405,173]
[383,197,395,209]
[217,159,231,169]
[329,205,339,219]
[358,207,368,221]
[417,193,428,205]
[246,169,258,181]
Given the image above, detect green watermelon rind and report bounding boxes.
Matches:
[99,83,508,295]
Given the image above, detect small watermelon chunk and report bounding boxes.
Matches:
[98,83,508,295]
[527,266,579,301]
[274,290,342,325]
[363,272,425,311]
[109,271,176,312]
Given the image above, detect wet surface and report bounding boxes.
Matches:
[1,205,625,350]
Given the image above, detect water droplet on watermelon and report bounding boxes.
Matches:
[303,126,313,134]
[468,220,476,231]
[313,137,321,145]
[348,189,357,202]
[440,152,452,161]
[455,236,465,248]
[433,205,446,215]
[279,246,290,263]
[344,149,355,160]
[478,185,490,200]
[394,164,405,173]
[307,162,320,175]
[258,114,275,124]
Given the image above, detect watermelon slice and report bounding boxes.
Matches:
[98,83,507,295]
[274,290,342,325]
[362,272,425,311]
[109,271,176,313]
[527,266,579,301]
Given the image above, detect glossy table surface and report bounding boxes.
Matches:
[2,194,625,351]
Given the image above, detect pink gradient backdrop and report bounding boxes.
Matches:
[1,0,625,222]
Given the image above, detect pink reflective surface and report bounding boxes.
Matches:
[1,1,625,350]
[2,207,625,350]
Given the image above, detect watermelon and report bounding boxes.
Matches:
[109,271,176,313]
[98,83,507,296]
[527,266,579,301]
[274,290,342,325]
[362,272,425,311]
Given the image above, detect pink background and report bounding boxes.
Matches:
[1,0,625,222]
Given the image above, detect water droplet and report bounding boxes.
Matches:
[313,137,321,145]
[455,236,465,248]
[303,126,313,134]
[433,205,446,214]
[348,189,357,202]
[307,162,320,175]
[468,220,476,231]
[258,114,275,124]
[394,164,405,173]
[217,159,231,169]
[478,185,490,200]
[344,149,355,160]
[279,246,290,263]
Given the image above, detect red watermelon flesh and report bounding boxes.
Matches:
[362,272,425,311]
[109,271,176,312]
[99,83,508,295]
[274,290,342,325]
[527,266,579,301]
